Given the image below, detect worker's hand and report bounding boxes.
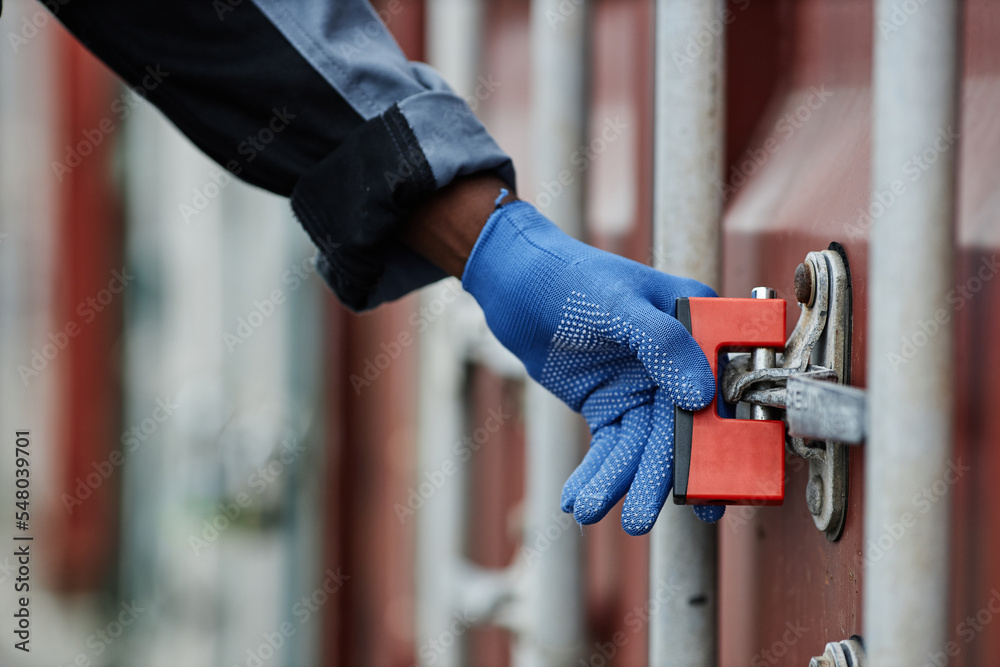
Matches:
[462,198,725,535]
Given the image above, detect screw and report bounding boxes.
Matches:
[806,475,824,515]
[809,657,832,667]
[794,262,815,306]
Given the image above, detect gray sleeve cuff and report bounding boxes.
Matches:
[398,91,516,190]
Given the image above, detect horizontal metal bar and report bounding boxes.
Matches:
[786,376,866,445]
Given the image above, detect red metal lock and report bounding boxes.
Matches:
[672,297,787,506]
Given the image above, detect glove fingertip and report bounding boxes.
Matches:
[573,495,613,525]
[621,504,660,536]
[661,363,716,412]
[560,487,576,514]
[693,505,725,523]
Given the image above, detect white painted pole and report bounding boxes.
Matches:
[865,0,960,663]
[417,4,485,665]
[511,2,589,665]
[650,1,725,665]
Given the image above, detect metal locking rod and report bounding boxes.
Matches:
[749,287,777,421]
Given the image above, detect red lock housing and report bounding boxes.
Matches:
[673,297,787,505]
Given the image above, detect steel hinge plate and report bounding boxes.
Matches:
[721,244,858,540]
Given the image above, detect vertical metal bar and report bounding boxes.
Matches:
[417,4,482,666]
[866,0,960,663]
[650,1,725,665]
[517,384,585,667]
[418,3,588,664]
[414,299,469,667]
[426,0,483,92]
[513,2,588,665]
[530,0,587,239]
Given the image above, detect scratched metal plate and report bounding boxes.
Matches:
[787,376,866,445]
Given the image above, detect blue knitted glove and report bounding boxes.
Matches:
[461,198,725,535]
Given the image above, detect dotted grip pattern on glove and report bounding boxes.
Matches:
[461,199,725,535]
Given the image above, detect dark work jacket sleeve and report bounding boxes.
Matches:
[47,0,515,310]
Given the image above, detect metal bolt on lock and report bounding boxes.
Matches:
[794,261,816,307]
[808,636,867,667]
[750,287,777,421]
[806,475,824,516]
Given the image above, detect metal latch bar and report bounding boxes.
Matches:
[786,375,866,445]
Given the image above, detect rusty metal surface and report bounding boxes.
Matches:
[949,2,1000,662]
[319,4,426,666]
[321,0,1000,664]
[466,368,525,666]
[719,0,872,662]
[721,0,1000,665]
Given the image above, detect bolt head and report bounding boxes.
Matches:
[806,475,824,515]
[794,262,815,306]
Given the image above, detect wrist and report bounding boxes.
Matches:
[460,200,590,378]
[399,173,515,278]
